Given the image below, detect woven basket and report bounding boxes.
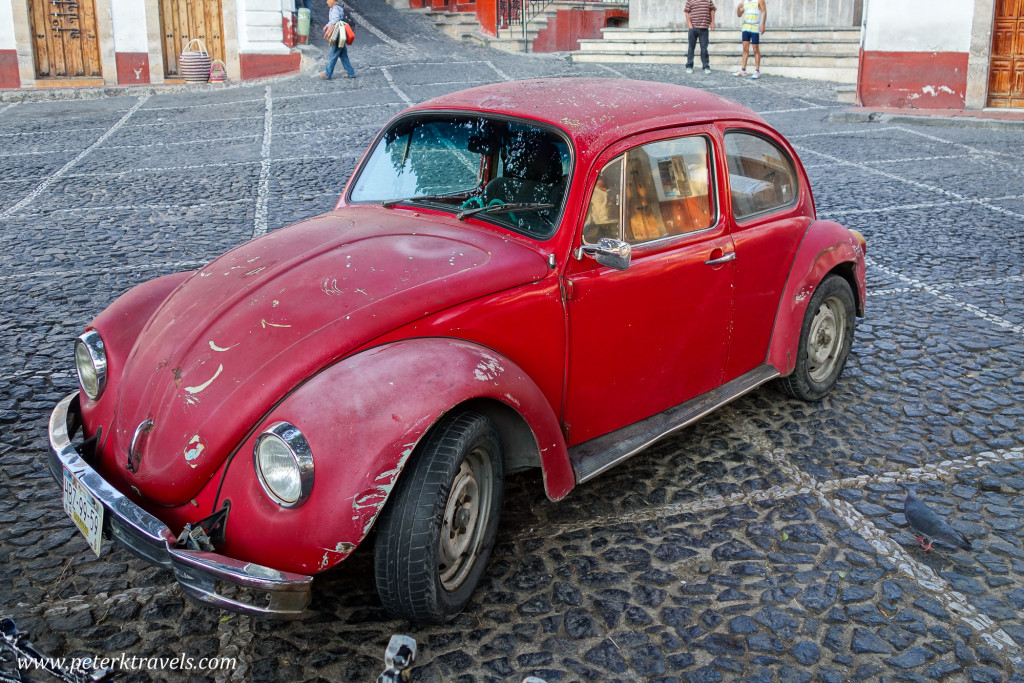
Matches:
[179,39,211,84]
[209,59,227,83]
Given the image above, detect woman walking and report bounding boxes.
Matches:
[320,0,355,79]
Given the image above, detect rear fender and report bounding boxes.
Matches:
[767,220,866,375]
[214,338,571,575]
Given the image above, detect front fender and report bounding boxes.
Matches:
[767,220,866,375]
[214,338,571,575]
[81,272,193,431]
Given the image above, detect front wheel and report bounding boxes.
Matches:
[777,274,855,401]
[374,411,504,622]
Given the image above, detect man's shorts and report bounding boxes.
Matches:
[741,30,760,44]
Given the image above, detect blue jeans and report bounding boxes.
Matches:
[686,27,709,69]
[325,43,354,78]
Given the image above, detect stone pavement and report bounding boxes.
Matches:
[1,1,1024,681]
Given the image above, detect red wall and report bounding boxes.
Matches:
[531,8,627,52]
[476,0,496,37]
[239,52,301,80]
[858,50,968,109]
[0,50,19,89]
[115,52,151,85]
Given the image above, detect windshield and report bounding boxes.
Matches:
[349,114,572,239]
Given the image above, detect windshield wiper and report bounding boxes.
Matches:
[456,202,554,220]
[381,193,458,209]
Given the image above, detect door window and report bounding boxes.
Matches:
[724,132,798,219]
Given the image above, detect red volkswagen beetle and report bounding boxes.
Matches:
[50,78,865,623]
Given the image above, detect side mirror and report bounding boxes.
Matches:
[581,238,631,271]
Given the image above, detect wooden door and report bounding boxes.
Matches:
[29,0,102,78]
[160,0,225,78]
[989,0,1024,107]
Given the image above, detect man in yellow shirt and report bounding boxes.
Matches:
[733,0,766,79]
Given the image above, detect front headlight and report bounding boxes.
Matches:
[254,422,314,508]
[75,330,107,400]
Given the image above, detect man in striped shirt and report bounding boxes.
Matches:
[684,0,716,74]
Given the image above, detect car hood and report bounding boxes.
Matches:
[109,209,549,506]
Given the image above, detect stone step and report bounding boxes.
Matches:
[596,27,861,42]
[571,52,858,82]
[573,26,859,83]
[577,38,858,56]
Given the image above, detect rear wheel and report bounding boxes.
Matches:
[777,274,855,401]
[374,411,503,622]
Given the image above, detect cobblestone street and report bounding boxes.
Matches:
[2,0,1024,680]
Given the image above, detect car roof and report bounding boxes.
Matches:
[409,77,768,158]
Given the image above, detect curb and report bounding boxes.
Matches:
[829,109,1024,131]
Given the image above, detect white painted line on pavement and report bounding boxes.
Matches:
[276,102,403,118]
[65,159,262,178]
[872,273,1024,297]
[594,64,626,78]
[253,85,274,239]
[0,260,209,284]
[820,193,1024,218]
[767,446,1022,657]
[759,105,834,115]
[0,149,74,158]
[794,144,963,201]
[343,4,402,48]
[276,123,380,138]
[380,67,413,105]
[16,199,250,217]
[865,153,971,165]
[123,114,264,128]
[101,134,261,150]
[787,126,902,139]
[0,103,16,115]
[0,96,149,219]
[868,257,1024,337]
[0,126,108,138]
[485,61,511,81]
[143,98,264,111]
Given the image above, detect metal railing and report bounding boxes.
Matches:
[497,0,626,51]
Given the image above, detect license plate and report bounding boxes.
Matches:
[63,469,103,556]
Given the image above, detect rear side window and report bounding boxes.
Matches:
[724,132,798,220]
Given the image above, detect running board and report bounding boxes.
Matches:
[568,365,780,483]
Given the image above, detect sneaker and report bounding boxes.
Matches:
[703,68,711,74]
[751,70,760,79]
[732,69,746,77]
[685,67,694,74]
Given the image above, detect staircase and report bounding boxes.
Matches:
[574,27,861,83]
[415,8,488,42]
[421,2,627,54]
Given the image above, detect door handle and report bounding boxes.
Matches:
[704,251,736,266]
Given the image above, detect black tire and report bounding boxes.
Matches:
[777,274,855,401]
[374,411,504,622]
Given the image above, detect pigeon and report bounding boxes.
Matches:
[904,487,973,552]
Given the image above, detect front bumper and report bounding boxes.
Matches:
[48,392,312,617]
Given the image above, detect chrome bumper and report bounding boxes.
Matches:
[48,393,312,617]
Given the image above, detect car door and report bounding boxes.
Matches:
[720,125,812,381]
[562,127,736,446]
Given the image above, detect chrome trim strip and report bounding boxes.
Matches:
[569,365,780,483]
[48,393,312,617]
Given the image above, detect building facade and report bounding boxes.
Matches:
[859,0,1024,109]
[0,0,299,89]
